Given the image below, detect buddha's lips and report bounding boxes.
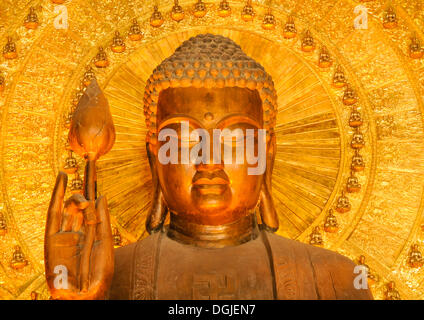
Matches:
[192,171,230,186]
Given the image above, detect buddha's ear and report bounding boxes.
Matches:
[258,132,279,232]
[145,142,168,234]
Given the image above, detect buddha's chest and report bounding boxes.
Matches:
[155,236,274,299]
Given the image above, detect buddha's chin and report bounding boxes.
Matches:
[191,185,232,216]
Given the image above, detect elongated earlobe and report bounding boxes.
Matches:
[259,133,279,232]
[145,142,168,234]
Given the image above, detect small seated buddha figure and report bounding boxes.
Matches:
[335,190,351,213]
[112,228,123,249]
[82,66,96,87]
[64,111,73,129]
[346,171,361,193]
[0,72,5,93]
[241,0,255,22]
[383,7,397,29]
[63,151,78,174]
[31,291,39,300]
[357,255,377,286]
[351,128,365,149]
[318,46,332,68]
[409,35,424,59]
[218,0,231,18]
[150,6,164,27]
[385,281,400,300]
[309,226,323,246]
[332,65,346,88]
[408,244,423,268]
[349,106,362,127]
[351,150,365,172]
[0,211,7,236]
[324,209,339,233]
[128,19,143,41]
[262,9,276,30]
[24,7,39,29]
[70,172,83,194]
[111,31,125,53]
[193,0,207,18]
[3,37,17,60]
[283,16,297,39]
[343,85,358,105]
[301,30,315,52]
[94,47,109,68]
[45,34,372,300]
[11,246,28,270]
[171,1,185,22]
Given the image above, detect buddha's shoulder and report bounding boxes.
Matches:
[264,232,373,299]
[265,231,355,270]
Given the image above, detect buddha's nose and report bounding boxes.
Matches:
[195,161,224,172]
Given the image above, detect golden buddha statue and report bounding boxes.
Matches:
[283,16,296,39]
[324,209,339,233]
[218,0,231,18]
[82,66,96,87]
[241,0,254,22]
[335,190,351,213]
[94,47,109,68]
[262,9,276,31]
[383,7,397,29]
[11,246,28,270]
[3,37,17,60]
[332,65,346,88]
[193,0,207,18]
[385,281,400,300]
[346,171,361,193]
[301,30,315,52]
[318,46,332,68]
[128,19,143,41]
[409,35,424,59]
[171,1,185,22]
[0,211,7,236]
[111,31,125,53]
[349,106,362,127]
[63,151,78,174]
[351,150,365,172]
[112,227,123,249]
[351,128,365,149]
[70,172,83,194]
[343,85,358,105]
[24,7,39,30]
[45,34,372,300]
[30,291,39,300]
[309,226,323,246]
[150,6,164,28]
[408,244,423,268]
[357,255,377,286]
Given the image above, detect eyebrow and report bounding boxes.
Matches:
[216,114,262,129]
[157,115,203,131]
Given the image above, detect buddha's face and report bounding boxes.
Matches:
[154,87,267,225]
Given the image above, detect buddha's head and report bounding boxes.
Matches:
[144,34,278,237]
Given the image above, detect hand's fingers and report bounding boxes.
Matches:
[46,172,68,237]
[61,210,74,232]
[95,196,113,242]
[89,196,114,295]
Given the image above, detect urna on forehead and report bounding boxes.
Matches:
[143,33,277,143]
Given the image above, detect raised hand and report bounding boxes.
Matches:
[44,171,114,300]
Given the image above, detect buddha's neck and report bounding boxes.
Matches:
[167,212,259,248]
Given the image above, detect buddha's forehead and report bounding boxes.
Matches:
[157,87,263,127]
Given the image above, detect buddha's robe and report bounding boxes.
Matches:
[108,230,373,300]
